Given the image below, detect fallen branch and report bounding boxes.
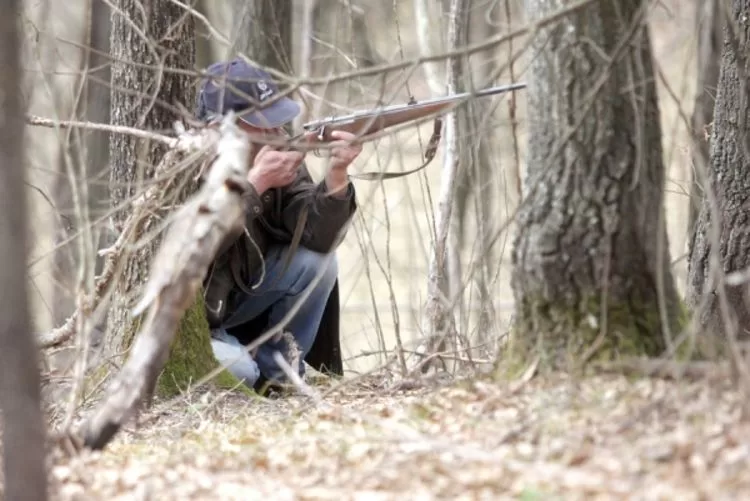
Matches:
[80,112,251,450]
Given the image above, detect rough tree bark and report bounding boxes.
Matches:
[687,0,750,348]
[687,0,724,239]
[0,0,49,497]
[509,0,682,370]
[105,0,237,397]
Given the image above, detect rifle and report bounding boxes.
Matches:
[296,82,527,180]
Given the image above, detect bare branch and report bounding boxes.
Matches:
[26,114,178,148]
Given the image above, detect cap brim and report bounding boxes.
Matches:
[238,97,300,129]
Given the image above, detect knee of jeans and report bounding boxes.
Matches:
[295,248,338,291]
[210,338,260,386]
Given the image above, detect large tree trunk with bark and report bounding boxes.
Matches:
[687,0,750,350]
[687,0,724,239]
[509,0,682,370]
[0,0,49,497]
[104,0,233,397]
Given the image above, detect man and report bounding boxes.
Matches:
[196,57,361,394]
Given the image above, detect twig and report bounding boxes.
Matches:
[26,114,178,147]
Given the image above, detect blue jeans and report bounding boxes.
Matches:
[209,244,339,388]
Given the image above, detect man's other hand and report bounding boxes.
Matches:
[327,130,362,171]
[321,130,362,197]
[248,145,305,194]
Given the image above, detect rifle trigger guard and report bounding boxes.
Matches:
[312,126,326,157]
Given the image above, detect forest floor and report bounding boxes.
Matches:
[45,367,750,500]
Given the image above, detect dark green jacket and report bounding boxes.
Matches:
[203,162,356,377]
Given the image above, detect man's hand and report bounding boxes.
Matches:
[322,130,362,197]
[247,145,305,195]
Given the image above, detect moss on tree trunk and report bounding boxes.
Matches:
[158,293,250,397]
[508,0,683,371]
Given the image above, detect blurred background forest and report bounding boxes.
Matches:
[25,0,696,376]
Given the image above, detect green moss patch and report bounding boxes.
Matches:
[157,293,253,398]
[499,292,689,375]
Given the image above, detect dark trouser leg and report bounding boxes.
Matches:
[222,245,339,382]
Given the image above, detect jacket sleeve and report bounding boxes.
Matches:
[213,180,265,258]
[203,181,266,328]
[280,164,357,253]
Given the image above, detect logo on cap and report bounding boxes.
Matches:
[257,80,274,101]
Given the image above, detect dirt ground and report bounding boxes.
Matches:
[43,368,750,501]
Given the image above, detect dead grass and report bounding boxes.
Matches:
[46,371,750,500]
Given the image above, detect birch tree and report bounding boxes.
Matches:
[411,0,468,374]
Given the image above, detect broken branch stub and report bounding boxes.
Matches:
[80,113,251,450]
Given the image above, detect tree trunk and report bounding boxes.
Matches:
[509,0,682,370]
[0,0,49,497]
[105,1,234,396]
[195,0,218,69]
[687,0,750,349]
[687,0,724,240]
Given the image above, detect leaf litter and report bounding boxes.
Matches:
[43,371,750,500]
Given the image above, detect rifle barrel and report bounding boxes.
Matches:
[302,81,526,132]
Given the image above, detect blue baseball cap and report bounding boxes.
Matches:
[196,58,300,128]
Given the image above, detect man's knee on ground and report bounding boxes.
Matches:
[210,331,261,388]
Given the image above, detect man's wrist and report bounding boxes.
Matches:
[247,170,269,195]
[325,167,350,198]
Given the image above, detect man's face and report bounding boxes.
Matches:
[237,119,286,137]
[237,119,287,160]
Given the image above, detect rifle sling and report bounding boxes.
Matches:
[348,118,443,181]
